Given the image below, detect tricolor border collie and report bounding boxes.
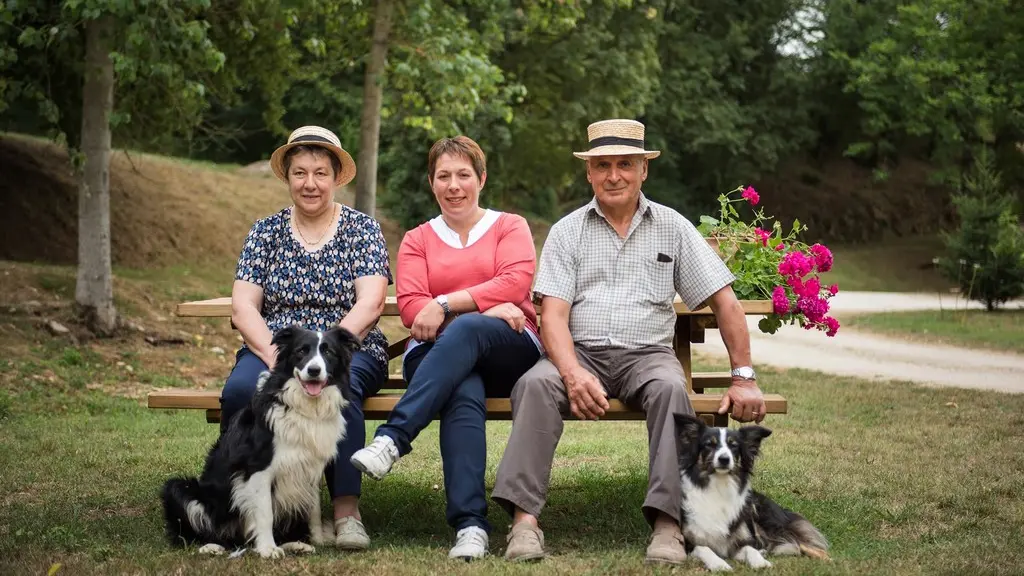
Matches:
[161,325,359,558]
[675,414,830,571]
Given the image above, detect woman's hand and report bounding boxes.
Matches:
[411,300,446,341]
[482,302,526,333]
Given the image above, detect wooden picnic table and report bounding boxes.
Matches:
[149,295,786,425]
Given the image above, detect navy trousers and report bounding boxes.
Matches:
[375,313,541,532]
[220,347,386,499]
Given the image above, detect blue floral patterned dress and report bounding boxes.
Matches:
[234,204,392,370]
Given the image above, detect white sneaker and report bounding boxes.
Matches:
[449,526,488,560]
[350,436,399,480]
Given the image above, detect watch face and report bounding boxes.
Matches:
[734,367,755,379]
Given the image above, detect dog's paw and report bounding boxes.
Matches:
[256,371,271,390]
[736,545,772,569]
[280,541,316,555]
[197,543,227,556]
[706,559,734,572]
[253,544,285,559]
[693,546,733,572]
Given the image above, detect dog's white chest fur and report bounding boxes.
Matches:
[266,384,346,514]
[681,473,750,556]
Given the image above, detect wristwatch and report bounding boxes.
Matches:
[435,294,451,317]
[731,366,757,380]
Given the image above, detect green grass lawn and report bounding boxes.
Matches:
[843,309,1024,354]
[2,352,1023,575]
[818,236,950,293]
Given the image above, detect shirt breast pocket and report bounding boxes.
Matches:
[642,258,676,304]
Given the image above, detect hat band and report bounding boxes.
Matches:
[290,134,337,147]
[589,136,644,149]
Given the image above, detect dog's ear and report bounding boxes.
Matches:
[673,413,704,446]
[325,326,362,353]
[738,425,772,458]
[271,324,302,351]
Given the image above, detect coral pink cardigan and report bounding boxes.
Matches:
[396,212,539,335]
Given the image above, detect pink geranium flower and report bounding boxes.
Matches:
[824,316,840,337]
[771,285,789,315]
[754,227,770,247]
[797,295,829,323]
[829,283,839,295]
[798,277,821,298]
[810,243,833,273]
[742,186,760,205]
[779,251,813,278]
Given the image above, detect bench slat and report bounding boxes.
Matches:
[148,389,788,423]
[378,371,733,391]
[175,296,773,318]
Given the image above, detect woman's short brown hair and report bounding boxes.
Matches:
[283,144,341,179]
[427,136,486,182]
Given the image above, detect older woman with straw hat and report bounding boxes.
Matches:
[221,125,392,550]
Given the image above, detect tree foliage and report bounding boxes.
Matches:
[2,0,1023,240]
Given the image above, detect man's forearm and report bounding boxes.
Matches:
[709,288,753,369]
[542,319,579,377]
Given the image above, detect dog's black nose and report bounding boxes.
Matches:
[306,365,321,378]
[717,454,731,466]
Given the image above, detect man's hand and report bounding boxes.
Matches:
[411,300,446,341]
[482,303,526,332]
[718,379,766,423]
[562,365,609,420]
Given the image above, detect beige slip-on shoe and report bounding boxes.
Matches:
[504,522,545,562]
[645,531,687,565]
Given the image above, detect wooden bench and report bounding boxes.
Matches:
[148,296,787,426]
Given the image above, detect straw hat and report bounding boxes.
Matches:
[269,126,356,186]
[572,119,660,160]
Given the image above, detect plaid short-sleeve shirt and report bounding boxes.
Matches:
[534,194,734,349]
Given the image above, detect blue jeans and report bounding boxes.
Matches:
[375,313,542,532]
[220,347,386,499]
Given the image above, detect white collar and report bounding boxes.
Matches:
[429,209,500,248]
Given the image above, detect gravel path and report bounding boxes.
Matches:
[698,292,1024,393]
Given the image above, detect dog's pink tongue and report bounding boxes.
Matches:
[302,380,326,397]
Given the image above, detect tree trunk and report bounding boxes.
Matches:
[75,15,117,335]
[354,0,395,217]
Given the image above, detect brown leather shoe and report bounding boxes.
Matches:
[645,531,687,565]
[504,522,545,562]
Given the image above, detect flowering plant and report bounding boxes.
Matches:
[696,185,841,336]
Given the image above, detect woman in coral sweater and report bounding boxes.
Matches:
[350,136,542,559]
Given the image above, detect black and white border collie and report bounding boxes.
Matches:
[674,413,830,571]
[161,325,359,558]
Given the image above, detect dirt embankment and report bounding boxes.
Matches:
[0,136,404,269]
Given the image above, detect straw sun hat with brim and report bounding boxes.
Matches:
[269,125,357,186]
[572,119,661,160]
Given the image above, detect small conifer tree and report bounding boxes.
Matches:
[939,150,1024,311]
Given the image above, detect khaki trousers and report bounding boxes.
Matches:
[491,345,695,527]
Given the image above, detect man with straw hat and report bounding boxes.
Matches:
[491,119,766,565]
